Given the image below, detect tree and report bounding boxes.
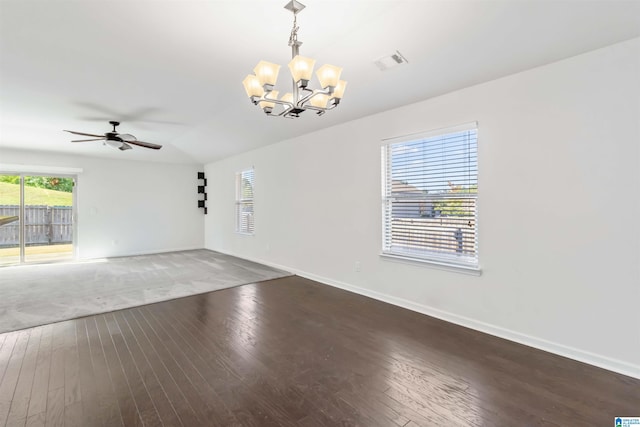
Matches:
[0,175,19,185]
[0,176,73,192]
[433,182,477,217]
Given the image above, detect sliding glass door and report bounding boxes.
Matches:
[0,174,76,265]
[0,175,21,266]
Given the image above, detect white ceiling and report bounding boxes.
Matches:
[1,0,639,164]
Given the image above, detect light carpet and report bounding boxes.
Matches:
[0,249,291,333]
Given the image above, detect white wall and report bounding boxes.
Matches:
[1,149,204,258]
[204,38,640,378]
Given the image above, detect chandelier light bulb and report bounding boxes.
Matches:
[242,75,265,98]
[253,61,281,89]
[315,64,343,91]
[309,93,329,108]
[259,90,280,111]
[332,80,348,99]
[288,55,316,86]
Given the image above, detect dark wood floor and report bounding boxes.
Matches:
[0,276,638,426]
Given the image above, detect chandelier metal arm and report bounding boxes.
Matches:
[250,95,296,117]
[269,99,296,117]
[296,87,332,108]
[251,85,338,117]
[304,101,338,113]
[301,99,339,116]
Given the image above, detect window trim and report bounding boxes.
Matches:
[381,122,480,271]
[235,167,255,236]
[381,122,478,146]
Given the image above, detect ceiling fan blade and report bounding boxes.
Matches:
[119,142,133,151]
[71,138,105,142]
[127,140,162,150]
[118,133,137,142]
[64,130,104,138]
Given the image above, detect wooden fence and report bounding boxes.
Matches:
[0,205,72,247]
[389,216,477,256]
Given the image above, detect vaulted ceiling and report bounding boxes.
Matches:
[1,0,639,164]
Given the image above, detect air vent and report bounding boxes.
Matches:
[374,50,408,71]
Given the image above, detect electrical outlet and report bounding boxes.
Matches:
[355,261,361,272]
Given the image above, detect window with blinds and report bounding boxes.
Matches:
[382,123,478,269]
[235,168,254,235]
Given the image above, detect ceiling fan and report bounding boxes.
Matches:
[63,121,162,151]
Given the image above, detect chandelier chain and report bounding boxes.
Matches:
[288,12,299,46]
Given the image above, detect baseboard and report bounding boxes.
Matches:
[79,246,205,260]
[206,249,640,380]
[202,248,294,273]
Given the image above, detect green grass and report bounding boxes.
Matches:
[0,182,72,206]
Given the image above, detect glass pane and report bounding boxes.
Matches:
[0,175,21,266]
[23,176,74,263]
[390,130,478,194]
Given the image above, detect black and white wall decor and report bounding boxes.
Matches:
[197,172,207,214]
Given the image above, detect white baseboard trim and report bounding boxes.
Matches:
[207,249,640,380]
[203,249,295,274]
[79,246,205,260]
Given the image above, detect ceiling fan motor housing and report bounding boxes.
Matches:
[105,132,122,141]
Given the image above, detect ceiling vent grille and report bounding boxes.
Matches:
[374,51,408,71]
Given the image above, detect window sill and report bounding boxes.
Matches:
[235,232,254,237]
[380,252,481,276]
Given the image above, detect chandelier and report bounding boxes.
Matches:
[242,0,347,118]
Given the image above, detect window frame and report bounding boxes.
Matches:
[380,122,480,273]
[235,168,255,236]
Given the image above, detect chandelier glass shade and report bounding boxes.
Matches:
[242,0,347,118]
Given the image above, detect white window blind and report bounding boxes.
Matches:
[382,123,478,269]
[235,168,254,235]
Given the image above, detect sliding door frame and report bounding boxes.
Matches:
[0,171,78,264]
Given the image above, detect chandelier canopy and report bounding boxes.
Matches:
[242,0,347,118]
